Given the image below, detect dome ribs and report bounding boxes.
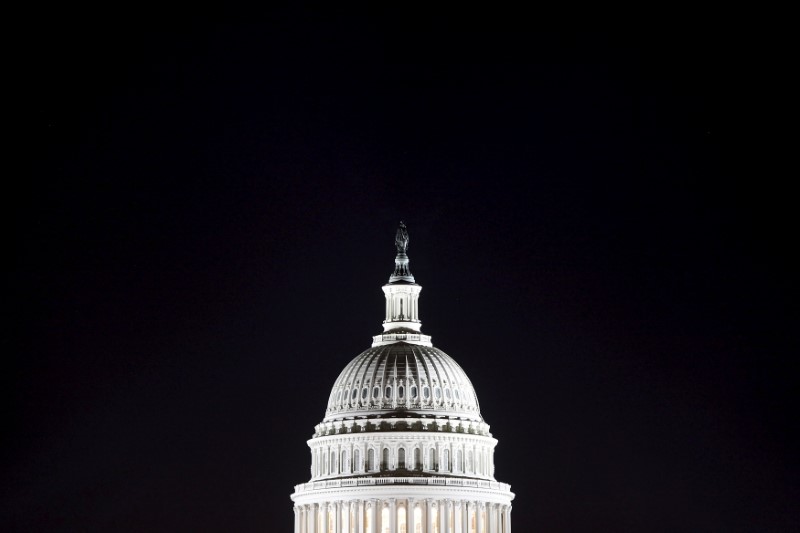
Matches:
[323,344,484,423]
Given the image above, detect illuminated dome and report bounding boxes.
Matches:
[324,344,482,422]
[292,222,513,533]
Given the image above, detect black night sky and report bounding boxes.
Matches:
[6,13,797,532]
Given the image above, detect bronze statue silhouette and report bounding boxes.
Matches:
[395,221,409,254]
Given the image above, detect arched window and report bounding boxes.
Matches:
[398,385,405,399]
[467,450,473,473]
[398,447,406,469]
[342,450,348,473]
[385,386,392,399]
[382,448,390,471]
[322,451,327,475]
[367,448,375,471]
[373,386,380,399]
[443,449,450,472]
[428,448,438,470]
[456,450,463,472]
[354,449,361,472]
[414,448,421,471]
[330,450,337,474]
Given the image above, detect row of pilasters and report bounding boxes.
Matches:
[294,499,511,533]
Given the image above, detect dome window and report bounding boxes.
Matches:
[350,389,357,401]
[372,386,380,399]
[398,386,405,399]
[423,386,430,400]
[336,390,342,403]
[434,387,442,400]
[410,386,417,399]
[361,387,368,400]
[454,389,460,401]
[445,388,452,400]
[385,386,392,399]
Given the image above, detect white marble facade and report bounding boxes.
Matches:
[292,224,513,532]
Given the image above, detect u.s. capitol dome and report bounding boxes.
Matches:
[291,223,513,533]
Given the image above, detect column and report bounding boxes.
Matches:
[426,499,434,533]
[311,503,319,533]
[389,499,397,533]
[335,501,342,533]
[407,498,415,533]
[358,500,365,533]
[505,505,511,533]
[440,500,448,533]
[295,506,301,533]
[370,500,377,533]
[349,501,356,533]
[475,503,482,533]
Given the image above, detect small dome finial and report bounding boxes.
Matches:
[377,221,427,345]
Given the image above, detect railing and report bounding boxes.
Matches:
[295,477,511,494]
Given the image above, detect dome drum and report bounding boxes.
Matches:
[307,432,498,481]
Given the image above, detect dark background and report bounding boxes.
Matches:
[6,12,797,532]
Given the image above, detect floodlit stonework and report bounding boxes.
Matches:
[292,223,513,533]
